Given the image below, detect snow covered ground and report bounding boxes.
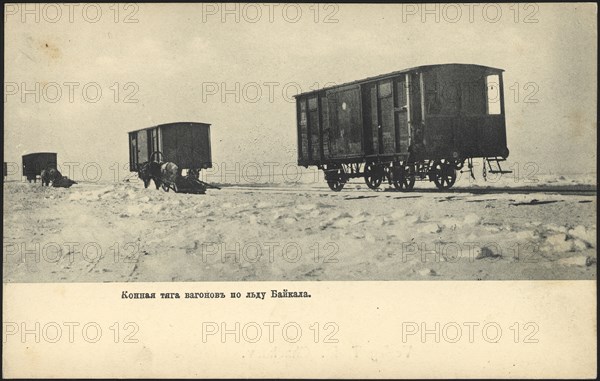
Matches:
[3,174,596,282]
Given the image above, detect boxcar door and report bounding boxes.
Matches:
[327,85,363,158]
[456,70,506,158]
[479,74,507,156]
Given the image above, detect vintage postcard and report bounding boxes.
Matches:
[3,2,597,378]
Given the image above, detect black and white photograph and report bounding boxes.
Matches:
[3,2,597,378]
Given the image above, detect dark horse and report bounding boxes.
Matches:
[138,161,163,190]
[40,167,61,186]
[40,167,77,188]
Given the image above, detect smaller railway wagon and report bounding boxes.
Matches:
[128,122,212,175]
[22,152,57,182]
[295,64,510,191]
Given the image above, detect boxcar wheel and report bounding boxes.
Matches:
[324,164,346,192]
[364,163,383,190]
[432,161,456,190]
[327,180,345,192]
[393,169,415,191]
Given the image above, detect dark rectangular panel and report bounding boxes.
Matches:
[327,86,363,157]
[308,96,320,161]
[320,96,330,158]
[461,77,487,115]
[190,125,212,168]
[298,99,309,162]
[379,81,395,154]
[423,116,454,158]
[160,126,177,166]
[361,83,377,155]
[395,80,410,153]
[177,124,195,167]
[137,129,149,163]
[369,85,378,154]
[129,133,138,171]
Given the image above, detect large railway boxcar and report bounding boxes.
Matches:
[128,122,212,173]
[295,64,510,191]
[22,152,57,182]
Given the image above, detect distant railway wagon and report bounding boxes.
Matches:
[128,122,215,193]
[22,152,57,182]
[295,64,510,191]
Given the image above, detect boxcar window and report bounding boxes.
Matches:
[308,97,318,110]
[486,75,501,115]
[378,82,392,98]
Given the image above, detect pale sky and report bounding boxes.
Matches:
[4,3,597,179]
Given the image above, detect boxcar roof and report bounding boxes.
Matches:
[22,152,57,157]
[294,63,504,98]
[128,122,211,134]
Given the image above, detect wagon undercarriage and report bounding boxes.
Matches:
[319,156,510,192]
[321,159,457,192]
